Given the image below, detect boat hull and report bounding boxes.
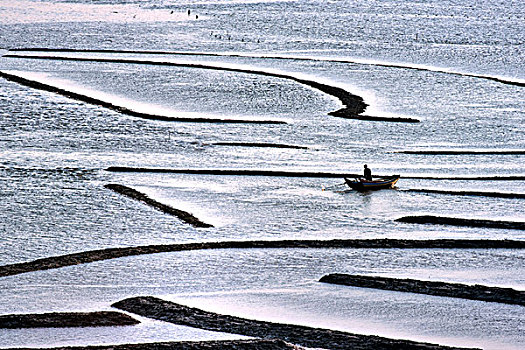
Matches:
[344,176,400,191]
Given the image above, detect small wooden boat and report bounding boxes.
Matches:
[344,175,400,191]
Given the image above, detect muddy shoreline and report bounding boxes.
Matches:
[1,239,523,278]
[397,215,525,230]
[320,274,525,306]
[105,184,213,228]
[0,311,139,328]
[112,296,478,350]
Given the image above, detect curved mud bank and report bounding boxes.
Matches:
[10,48,525,88]
[405,189,525,199]
[112,296,478,350]
[0,70,285,125]
[320,274,525,306]
[0,311,139,328]
[1,239,523,278]
[3,53,420,123]
[396,215,525,230]
[0,340,299,350]
[213,142,309,149]
[105,184,213,228]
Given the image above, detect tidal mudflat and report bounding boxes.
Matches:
[1,0,524,349]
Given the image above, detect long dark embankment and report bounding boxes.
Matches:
[405,189,525,199]
[11,48,525,88]
[0,70,284,125]
[397,150,525,155]
[106,166,359,178]
[213,142,309,149]
[0,340,299,350]
[320,274,525,306]
[4,54,419,123]
[105,166,525,181]
[105,184,213,228]
[1,239,523,278]
[396,215,525,230]
[0,311,139,328]
[112,296,477,350]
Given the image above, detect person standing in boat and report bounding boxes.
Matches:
[363,164,372,181]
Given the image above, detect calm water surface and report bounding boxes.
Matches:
[0,0,524,349]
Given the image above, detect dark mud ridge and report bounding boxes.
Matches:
[0,70,284,125]
[105,167,525,181]
[397,150,525,155]
[105,184,213,228]
[10,48,525,88]
[2,340,300,350]
[330,112,420,123]
[407,175,525,180]
[405,188,525,199]
[4,54,421,123]
[106,166,360,178]
[112,296,477,350]
[213,142,308,149]
[2,239,523,278]
[320,274,525,306]
[397,215,525,230]
[0,311,139,328]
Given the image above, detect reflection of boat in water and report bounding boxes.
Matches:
[344,175,400,191]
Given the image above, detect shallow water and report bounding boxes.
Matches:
[0,0,524,349]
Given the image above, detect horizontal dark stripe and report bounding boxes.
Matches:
[405,189,525,199]
[320,274,525,306]
[0,311,139,329]
[397,150,525,155]
[396,215,525,230]
[105,167,525,180]
[2,239,523,278]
